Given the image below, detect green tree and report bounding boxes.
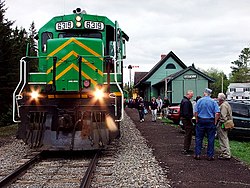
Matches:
[204,68,229,97]
[8,27,28,94]
[27,21,38,71]
[28,21,37,55]
[230,47,250,82]
[0,0,14,124]
[0,1,29,126]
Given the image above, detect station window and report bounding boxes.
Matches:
[166,63,176,69]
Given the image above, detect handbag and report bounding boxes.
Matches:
[144,108,148,115]
[224,120,234,129]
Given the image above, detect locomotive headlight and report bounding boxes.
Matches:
[76,21,82,28]
[31,90,39,100]
[94,88,104,100]
[75,15,82,21]
[28,88,41,102]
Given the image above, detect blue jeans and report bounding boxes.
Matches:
[195,118,216,157]
[138,109,144,120]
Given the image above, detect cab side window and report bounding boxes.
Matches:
[41,32,53,52]
[104,25,115,73]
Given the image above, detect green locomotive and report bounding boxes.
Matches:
[13,8,129,150]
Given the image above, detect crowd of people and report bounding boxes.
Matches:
[180,88,233,161]
[127,95,171,123]
[126,87,233,161]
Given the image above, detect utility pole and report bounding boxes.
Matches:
[221,73,224,93]
[128,65,132,89]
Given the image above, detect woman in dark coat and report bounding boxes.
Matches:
[137,97,145,122]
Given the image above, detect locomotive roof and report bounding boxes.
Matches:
[38,12,129,41]
[40,13,116,31]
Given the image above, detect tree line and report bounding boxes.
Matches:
[202,47,250,98]
[0,1,37,126]
[0,0,250,126]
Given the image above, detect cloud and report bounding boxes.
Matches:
[5,0,250,83]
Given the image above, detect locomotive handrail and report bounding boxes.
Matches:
[114,21,124,122]
[113,58,124,122]
[18,59,28,96]
[13,57,27,123]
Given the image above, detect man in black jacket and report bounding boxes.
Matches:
[180,90,194,154]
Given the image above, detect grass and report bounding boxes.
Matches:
[228,140,250,165]
[208,137,250,166]
[215,138,250,166]
[0,124,18,137]
[161,118,175,124]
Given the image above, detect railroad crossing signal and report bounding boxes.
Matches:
[126,65,139,89]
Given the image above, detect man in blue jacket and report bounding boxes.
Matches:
[194,88,220,161]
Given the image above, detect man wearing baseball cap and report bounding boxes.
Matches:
[194,88,220,161]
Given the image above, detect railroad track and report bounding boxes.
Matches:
[80,150,100,188]
[0,151,44,187]
[0,150,101,188]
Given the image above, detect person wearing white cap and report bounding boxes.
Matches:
[194,88,220,161]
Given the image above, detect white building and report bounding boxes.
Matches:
[226,83,250,100]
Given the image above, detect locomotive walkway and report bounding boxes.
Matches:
[125,108,250,188]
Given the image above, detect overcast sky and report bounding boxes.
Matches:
[5,0,250,83]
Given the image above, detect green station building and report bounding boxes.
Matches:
[134,51,214,104]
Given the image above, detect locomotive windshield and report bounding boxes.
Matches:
[58,30,102,39]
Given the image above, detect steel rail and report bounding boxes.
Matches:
[80,150,100,188]
[0,151,44,187]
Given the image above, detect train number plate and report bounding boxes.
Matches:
[56,21,74,30]
[84,21,104,30]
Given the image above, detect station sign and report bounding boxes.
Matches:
[183,74,197,79]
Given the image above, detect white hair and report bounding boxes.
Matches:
[186,90,193,95]
[218,93,226,101]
